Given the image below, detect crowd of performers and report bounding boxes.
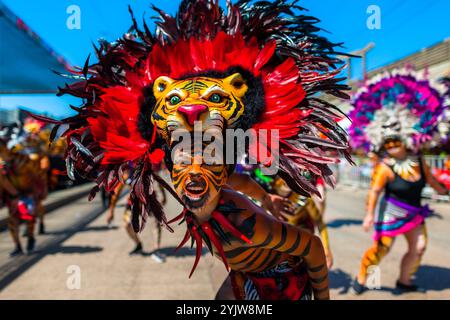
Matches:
[0,118,66,255]
[3,0,449,300]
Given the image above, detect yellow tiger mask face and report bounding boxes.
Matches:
[151,73,248,142]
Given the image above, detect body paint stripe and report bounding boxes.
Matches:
[224,246,250,259]
[242,250,269,270]
[284,232,301,255]
[299,239,312,257]
[310,275,327,284]
[231,248,259,264]
[308,263,325,273]
[254,232,273,248]
[247,250,276,272]
[260,251,282,271]
[271,224,287,250]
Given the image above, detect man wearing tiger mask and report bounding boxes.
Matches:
[42,0,351,299]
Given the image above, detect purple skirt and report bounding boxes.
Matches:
[373,197,431,240]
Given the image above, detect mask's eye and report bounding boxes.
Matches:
[169,95,182,105]
[208,93,223,104]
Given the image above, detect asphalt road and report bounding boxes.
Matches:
[0,185,448,300]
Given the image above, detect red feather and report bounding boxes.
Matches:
[175,229,191,252]
[87,86,149,164]
[189,225,203,279]
[211,211,252,244]
[201,222,230,271]
[167,209,187,224]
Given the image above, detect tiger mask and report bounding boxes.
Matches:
[150,72,249,142]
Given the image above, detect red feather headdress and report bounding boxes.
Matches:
[39,0,352,232]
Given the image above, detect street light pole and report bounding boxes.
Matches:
[340,42,375,84]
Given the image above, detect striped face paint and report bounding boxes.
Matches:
[151,73,248,142]
[171,151,228,212]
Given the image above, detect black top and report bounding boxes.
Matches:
[384,157,426,207]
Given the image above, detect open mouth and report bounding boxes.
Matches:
[183,177,208,200]
[386,146,402,153]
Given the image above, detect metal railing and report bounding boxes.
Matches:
[333,157,373,188]
[424,155,449,171]
[334,155,449,201]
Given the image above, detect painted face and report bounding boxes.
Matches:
[151,73,248,141]
[171,150,228,212]
[384,138,406,158]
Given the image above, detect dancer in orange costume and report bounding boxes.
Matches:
[0,123,44,255]
[348,70,449,294]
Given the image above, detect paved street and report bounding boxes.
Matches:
[326,186,450,300]
[0,185,449,300]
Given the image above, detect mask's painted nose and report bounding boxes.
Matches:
[177,104,208,126]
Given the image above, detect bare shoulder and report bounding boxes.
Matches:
[221,188,260,213]
[220,188,275,223]
[378,161,394,177]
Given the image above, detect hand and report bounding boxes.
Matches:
[362,214,374,232]
[268,194,295,221]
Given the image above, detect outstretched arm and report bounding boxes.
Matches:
[228,173,272,209]
[312,182,326,214]
[365,164,389,232]
[422,159,448,195]
[311,212,332,268]
[228,173,292,220]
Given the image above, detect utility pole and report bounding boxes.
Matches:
[340,42,375,83]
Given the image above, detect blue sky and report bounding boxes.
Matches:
[1,0,449,118]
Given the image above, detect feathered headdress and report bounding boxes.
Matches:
[37,0,351,232]
[23,117,46,134]
[436,75,450,146]
[0,117,48,155]
[349,69,447,152]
